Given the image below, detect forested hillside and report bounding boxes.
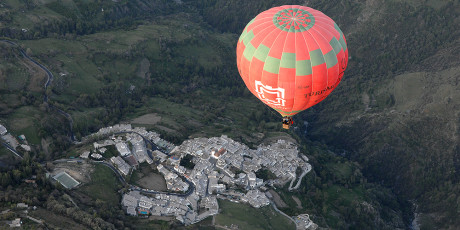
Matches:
[300,0,459,228]
[181,0,460,228]
[0,0,459,229]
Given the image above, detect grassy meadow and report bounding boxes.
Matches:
[215,199,296,230]
[78,164,121,206]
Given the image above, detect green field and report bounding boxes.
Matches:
[215,200,296,230]
[3,66,29,90]
[5,106,43,145]
[78,164,121,206]
[31,208,86,230]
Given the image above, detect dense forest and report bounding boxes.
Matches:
[1,0,459,229]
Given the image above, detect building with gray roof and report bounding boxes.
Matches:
[116,142,131,156]
[111,156,131,176]
[0,124,7,136]
[122,193,138,207]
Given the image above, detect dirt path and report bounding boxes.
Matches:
[292,196,303,209]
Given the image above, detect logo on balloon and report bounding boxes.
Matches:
[255,81,286,107]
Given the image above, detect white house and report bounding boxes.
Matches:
[0,124,7,135]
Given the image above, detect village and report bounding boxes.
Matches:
[91,124,313,227]
[120,132,313,225]
[1,122,316,229]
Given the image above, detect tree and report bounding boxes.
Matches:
[1,173,12,187]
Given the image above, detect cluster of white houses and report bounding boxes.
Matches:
[176,136,311,190]
[122,191,218,225]
[80,126,176,177]
[74,124,314,227]
[119,134,312,226]
[157,164,189,192]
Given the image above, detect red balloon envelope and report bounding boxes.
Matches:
[237,5,348,117]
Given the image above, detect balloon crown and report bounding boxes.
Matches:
[273,7,315,32]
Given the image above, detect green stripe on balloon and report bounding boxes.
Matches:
[242,30,255,46]
[274,108,290,114]
[243,42,257,61]
[241,28,340,74]
[274,108,304,115]
[309,49,325,66]
[329,37,343,55]
[296,60,312,75]
[238,29,248,42]
[263,56,281,74]
[339,35,347,52]
[334,23,347,52]
[238,18,256,42]
[254,44,270,61]
[247,18,255,27]
[324,50,338,68]
[280,53,296,68]
[334,23,343,36]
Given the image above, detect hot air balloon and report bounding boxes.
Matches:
[236,5,348,129]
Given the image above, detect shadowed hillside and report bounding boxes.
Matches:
[1,0,459,229]
[296,0,460,228]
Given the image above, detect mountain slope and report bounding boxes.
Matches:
[1,0,459,229]
[299,1,460,228]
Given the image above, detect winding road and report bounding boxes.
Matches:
[1,39,76,142]
[270,201,298,228]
